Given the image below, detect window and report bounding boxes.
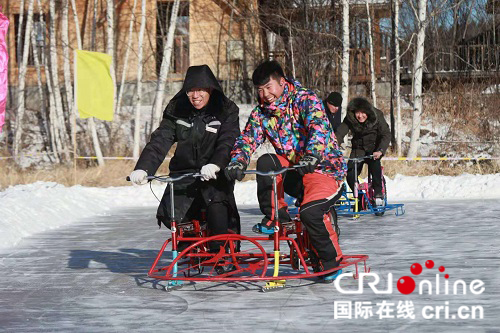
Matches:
[14,14,47,67]
[156,1,189,75]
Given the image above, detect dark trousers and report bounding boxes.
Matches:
[346,158,383,195]
[256,154,343,270]
[182,193,230,251]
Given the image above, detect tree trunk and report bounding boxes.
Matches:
[86,0,105,166]
[16,0,25,69]
[133,0,147,159]
[394,0,402,156]
[407,0,427,158]
[341,0,350,120]
[13,0,34,160]
[30,18,54,161]
[151,0,181,130]
[49,0,70,162]
[366,0,377,107]
[69,0,82,49]
[39,0,63,161]
[106,0,118,143]
[61,0,75,156]
[116,0,138,116]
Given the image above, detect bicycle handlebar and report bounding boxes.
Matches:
[347,155,374,162]
[243,167,296,177]
[126,173,203,183]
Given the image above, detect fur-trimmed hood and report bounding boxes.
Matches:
[345,97,378,133]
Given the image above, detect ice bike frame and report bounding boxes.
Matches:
[336,156,405,218]
[144,169,369,287]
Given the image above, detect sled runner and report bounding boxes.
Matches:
[132,169,370,291]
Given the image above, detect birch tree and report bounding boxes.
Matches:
[394,0,402,156]
[39,0,63,161]
[116,0,138,115]
[341,0,350,119]
[151,0,181,130]
[407,0,428,158]
[106,0,117,142]
[16,0,25,68]
[61,0,75,154]
[49,0,70,161]
[76,0,105,166]
[30,18,54,161]
[133,0,147,159]
[13,0,34,159]
[366,0,377,107]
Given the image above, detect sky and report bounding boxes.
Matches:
[1,172,499,250]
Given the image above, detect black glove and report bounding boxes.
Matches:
[225,161,247,181]
[295,154,321,176]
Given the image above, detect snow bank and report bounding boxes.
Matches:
[1,173,499,250]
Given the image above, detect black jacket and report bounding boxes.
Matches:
[134,65,240,228]
[335,97,391,158]
[323,101,342,131]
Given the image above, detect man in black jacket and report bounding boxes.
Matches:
[335,97,391,202]
[324,92,342,131]
[129,65,240,251]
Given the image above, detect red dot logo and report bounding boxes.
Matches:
[445,274,449,279]
[425,260,434,269]
[410,263,422,275]
[439,266,445,272]
[397,276,416,294]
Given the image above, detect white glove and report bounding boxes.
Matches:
[200,164,220,181]
[129,169,148,185]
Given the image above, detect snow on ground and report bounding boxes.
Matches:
[1,173,499,250]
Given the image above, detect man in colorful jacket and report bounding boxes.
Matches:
[224,60,347,282]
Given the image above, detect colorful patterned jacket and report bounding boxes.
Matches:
[230,79,347,181]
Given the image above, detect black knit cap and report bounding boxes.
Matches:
[326,92,343,107]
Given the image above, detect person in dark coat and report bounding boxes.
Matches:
[129,65,240,251]
[335,97,391,200]
[324,92,342,131]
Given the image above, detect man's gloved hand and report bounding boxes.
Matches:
[129,169,148,185]
[224,161,247,181]
[373,151,383,160]
[295,154,321,176]
[200,163,220,181]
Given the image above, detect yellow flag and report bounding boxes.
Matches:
[75,50,114,121]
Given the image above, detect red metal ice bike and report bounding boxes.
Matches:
[140,168,369,291]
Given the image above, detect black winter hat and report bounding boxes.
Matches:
[326,92,342,107]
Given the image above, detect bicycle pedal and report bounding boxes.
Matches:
[252,223,274,235]
[261,280,286,292]
[167,280,184,291]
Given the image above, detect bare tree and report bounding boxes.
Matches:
[38,0,63,161]
[116,0,138,116]
[407,0,428,158]
[133,0,147,159]
[366,0,377,107]
[341,0,350,119]
[16,0,25,68]
[13,0,34,160]
[30,15,54,162]
[61,0,75,157]
[151,0,181,130]
[49,0,70,161]
[394,0,402,156]
[85,0,105,166]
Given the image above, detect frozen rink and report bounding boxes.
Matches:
[0,200,499,332]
